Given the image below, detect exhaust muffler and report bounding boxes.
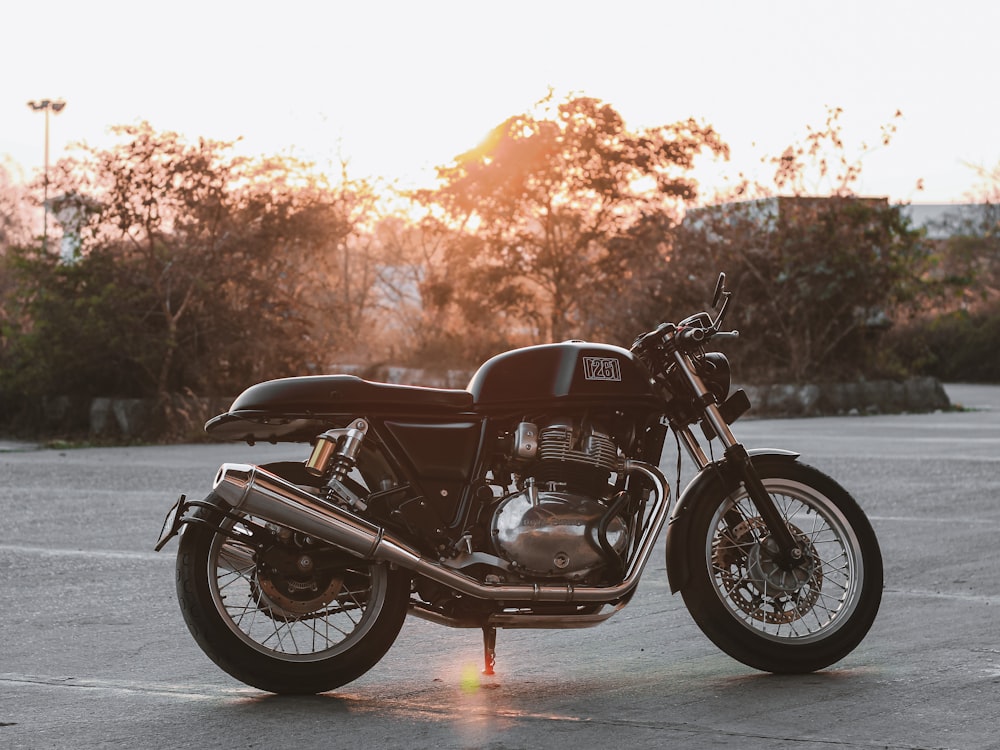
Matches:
[212,461,669,605]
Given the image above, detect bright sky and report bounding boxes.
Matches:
[2,0,997,205]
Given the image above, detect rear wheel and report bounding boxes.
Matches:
[680,459,882,673]
[176,494,410,694]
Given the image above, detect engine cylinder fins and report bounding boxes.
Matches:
[537,424,620,473]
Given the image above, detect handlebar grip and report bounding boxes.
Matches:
[678,327,707,343]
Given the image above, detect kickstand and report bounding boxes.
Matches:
[482,626,496,676]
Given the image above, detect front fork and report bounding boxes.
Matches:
[672,351,803,565]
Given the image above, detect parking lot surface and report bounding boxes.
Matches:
[1,384,998,749]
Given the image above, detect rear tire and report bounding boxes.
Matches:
[680,459,882,673]
[175,494,410,694]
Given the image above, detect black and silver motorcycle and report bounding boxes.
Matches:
[156,273,882,694]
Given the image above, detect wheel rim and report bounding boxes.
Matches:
[706,479,865,644]
[207,515,390,662]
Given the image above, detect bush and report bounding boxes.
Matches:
[885,304,1000,382]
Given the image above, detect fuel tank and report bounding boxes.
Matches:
[468,342,660,410]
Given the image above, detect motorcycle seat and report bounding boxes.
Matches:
[227,374,473,414]
[205,375,476,442]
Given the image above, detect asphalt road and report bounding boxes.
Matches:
[1,384,998,749]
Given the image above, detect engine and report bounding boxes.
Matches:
[491,417,629,580]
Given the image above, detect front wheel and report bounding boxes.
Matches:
[680,459,882,673]
[175,494,410,694]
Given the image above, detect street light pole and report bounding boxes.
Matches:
[27,98,67,251]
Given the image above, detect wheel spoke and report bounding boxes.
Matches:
[204,511,388,660]
[706,477,869,642]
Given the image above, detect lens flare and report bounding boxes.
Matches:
[460,662,481,693]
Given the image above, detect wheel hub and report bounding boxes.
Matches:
[747,536,814,595]
[255,564,344,617]
[714,517,822,624]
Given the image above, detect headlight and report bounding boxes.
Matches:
[699,352,731,404]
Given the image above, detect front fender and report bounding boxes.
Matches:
[664,449,799,594]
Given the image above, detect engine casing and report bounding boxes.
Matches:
[491,485,626,579]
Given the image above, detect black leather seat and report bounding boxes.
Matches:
[226,374,474,415]
[205,375,476,443]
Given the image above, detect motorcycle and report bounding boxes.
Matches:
[155,273,882,694]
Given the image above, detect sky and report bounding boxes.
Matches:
[2,0,998,206]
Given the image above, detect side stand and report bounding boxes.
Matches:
[482,626,496,675]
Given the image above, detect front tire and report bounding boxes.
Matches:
[175,495,410,694]
[680,458,882,673]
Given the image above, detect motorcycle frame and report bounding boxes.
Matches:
[162,277,803,634]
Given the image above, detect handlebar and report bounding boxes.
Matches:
[630,273,738,360]
[677,326,740,346]
[631,323,739,358]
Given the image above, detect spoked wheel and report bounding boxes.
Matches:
[176,495,410,694]
[681,458,882,673]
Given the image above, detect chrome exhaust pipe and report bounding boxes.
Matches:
[212,461,670,605]
[213,463,400,561]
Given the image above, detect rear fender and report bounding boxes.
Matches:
[664,449,799,594]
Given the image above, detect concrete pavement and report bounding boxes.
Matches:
[0,384,998,749]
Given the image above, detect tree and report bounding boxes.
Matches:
[1,248,154,401]
[666,109,930,383]
[296,166,391,361]
[944,161,1000,305]
[0,160,32,253]
[882,161,1000,383]
[415,95,728,344]
[372,207,538,367]
[675,197,928,381]
[0,162,33,370]
[2,124,373,435]
[768,107,902,198]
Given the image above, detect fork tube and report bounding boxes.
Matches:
[677,427,710,470]
[672,349,801,562]
[672,351,738,448]
[724,442,801,560]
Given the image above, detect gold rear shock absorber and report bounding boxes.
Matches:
[305,420,369,480]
